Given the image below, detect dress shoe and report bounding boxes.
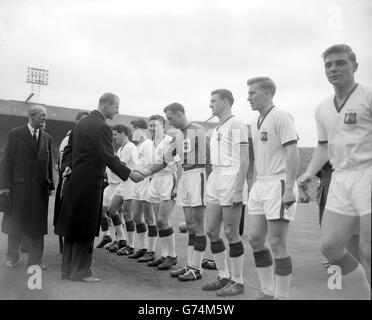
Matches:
[6,260,18,268]
[70,276,101,283]
[80,277,101,283]
[28,264,47,270]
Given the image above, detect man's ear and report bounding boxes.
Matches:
[353,62,358,73]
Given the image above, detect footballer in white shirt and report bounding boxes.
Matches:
[299,45,371,299]
[97,125,136,254]
[203,89,249,297]
[127,118,158,262]
[144,115,178,270]
[247,77,299,300]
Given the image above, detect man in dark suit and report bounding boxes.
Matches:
[0,104,54,268]
[55,93,144,282]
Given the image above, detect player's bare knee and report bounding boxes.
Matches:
[225,230,239,243]
[144,218,154,226]
[268,236,287,256]
[247,233,264,249]
[133,216,143,225]
[359,241,371,260]
[206,228,219,242]
[157,219,169,230]
[193,222,204,235]
[185,223,195,235]
[321,241,343,262]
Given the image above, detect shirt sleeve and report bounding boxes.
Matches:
[314,104,328,144]
[231,121,249,147]
[163,137,179,164]
[275,112,298,147]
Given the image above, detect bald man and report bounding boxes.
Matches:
[0,104,55,269]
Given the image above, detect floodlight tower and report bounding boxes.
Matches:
[25,67,49,102]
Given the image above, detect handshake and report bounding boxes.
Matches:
[129,168,152,183]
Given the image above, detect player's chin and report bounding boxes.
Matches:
[327,77,341,85]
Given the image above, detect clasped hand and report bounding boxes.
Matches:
[129,170,145,183]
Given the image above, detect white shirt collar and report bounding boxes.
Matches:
[27,123,39,137]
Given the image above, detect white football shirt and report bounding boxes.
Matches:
[250,107,298,177]
[106,141,139,184]
[315,84,372,171]
[136,138,155,170]
[210,116,249,168]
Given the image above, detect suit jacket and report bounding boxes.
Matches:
[54,110,131,241]
[0,125,54,236]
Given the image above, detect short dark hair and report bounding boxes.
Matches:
[113,124,130,136]
[98,93,119,106]
[163,103,185,115]
[246,77,276,97]
[322,44,357,64]
[149,114,166,127]
[130,118,148,129]
[211,89,234,106]
[75,111,90,121]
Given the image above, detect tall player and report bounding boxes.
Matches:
[144,115,178,269]
[141,103,210,280]
[202,89,249,297]
[299,45,371,299]
[128,118,157,261]
[246,77,299,300]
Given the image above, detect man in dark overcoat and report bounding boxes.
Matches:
[55,93,143,282]
[0,104,54,268]
[53,111,90,254]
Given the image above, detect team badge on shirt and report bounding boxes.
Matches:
[260,130,268,142]
[344,112,357,125]
[183,139,191,153]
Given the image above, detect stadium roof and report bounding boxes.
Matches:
[0,99,218,129]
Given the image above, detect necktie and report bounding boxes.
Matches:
[33,129,38,146]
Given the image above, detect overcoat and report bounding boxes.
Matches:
[54,110,131,240]
[0,125,54,236]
